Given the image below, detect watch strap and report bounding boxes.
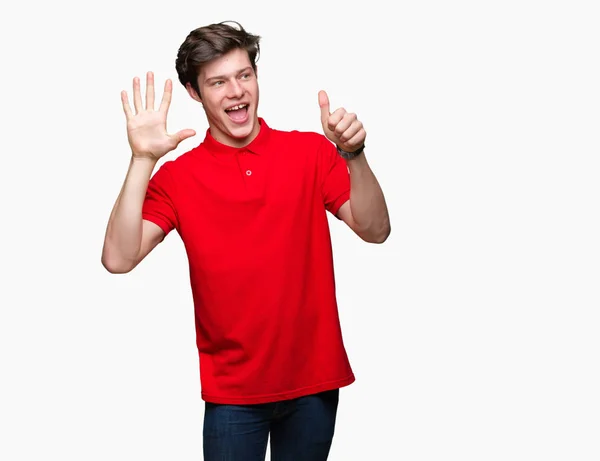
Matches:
[336,143,365,160]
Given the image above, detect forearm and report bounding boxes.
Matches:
[347,152,390,242]
[101,156,157,271]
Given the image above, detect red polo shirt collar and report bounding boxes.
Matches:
[202,118,271,156]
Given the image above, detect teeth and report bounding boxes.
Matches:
[226,104,247,112]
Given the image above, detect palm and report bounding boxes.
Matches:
[121,72,195,160]
[126,111,174,159]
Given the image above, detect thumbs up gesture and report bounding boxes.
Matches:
[319,90,366,153]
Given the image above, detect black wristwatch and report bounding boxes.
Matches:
[336,143,365,160]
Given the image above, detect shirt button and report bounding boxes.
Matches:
[246,170,252,176]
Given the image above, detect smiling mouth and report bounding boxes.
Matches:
[225,104,249,122]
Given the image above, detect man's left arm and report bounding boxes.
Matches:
[337,153,390,243]
[319,91,391,244]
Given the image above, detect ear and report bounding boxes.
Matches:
[185,83,202,103]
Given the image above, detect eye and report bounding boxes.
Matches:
[213,80,224,87]
[241,73,250,80]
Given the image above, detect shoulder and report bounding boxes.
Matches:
[268,126,331,151]
[147,146,202,192]
[156,145,202,176]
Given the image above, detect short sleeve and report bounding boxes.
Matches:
[142,162,179,235]
[319,137,350,218]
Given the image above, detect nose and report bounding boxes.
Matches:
[228,79,244,99]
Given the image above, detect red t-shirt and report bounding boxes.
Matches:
[142,118,355,404]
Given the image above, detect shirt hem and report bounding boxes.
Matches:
[201,373,356,404]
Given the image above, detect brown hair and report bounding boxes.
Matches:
[175,21,261,98]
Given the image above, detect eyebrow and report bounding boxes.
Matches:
[205,67,253,84]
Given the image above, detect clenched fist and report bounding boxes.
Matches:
[318,90,366,154]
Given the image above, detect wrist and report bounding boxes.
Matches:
[345,151,368,170]
[336,143,365,160]
[131,153,159,165]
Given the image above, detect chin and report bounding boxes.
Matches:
[227,117,257,138]
[223,127,248,143]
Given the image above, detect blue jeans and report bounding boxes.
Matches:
[203,388,340,461]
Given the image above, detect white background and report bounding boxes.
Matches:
[1,0,599,459]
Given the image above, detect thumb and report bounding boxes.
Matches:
[173,129,196,145]
[318,90,330,128]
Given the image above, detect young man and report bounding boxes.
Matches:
[102,21,390,461]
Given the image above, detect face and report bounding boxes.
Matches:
[187,48,260,148]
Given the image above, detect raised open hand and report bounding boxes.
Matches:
[121,72,196,161]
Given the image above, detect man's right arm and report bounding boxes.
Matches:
[101,72,196,274]
[101,157,164,274]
